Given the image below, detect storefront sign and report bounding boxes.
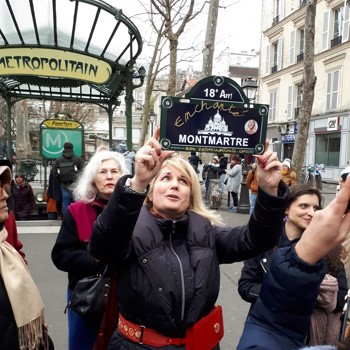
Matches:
[0,47,111,84]
[281,134,296,143]
[327,116,338,131]
[160,76,269,154]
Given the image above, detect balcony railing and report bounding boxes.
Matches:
[331,35,342,48]
[297,52,304,62]
[273,15,279,25]
[271,65,278,74]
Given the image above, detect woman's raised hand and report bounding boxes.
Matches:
[295,174,350,264]
[131,128,173,192]
[255,140,282,196]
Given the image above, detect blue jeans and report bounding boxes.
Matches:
[67,289,100,350]
[61,186,73,216]
[47,212,57,220]
[250,193,257,215]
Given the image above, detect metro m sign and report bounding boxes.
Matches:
[40,119,84,159]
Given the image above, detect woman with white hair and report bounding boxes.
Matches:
[51,150,128,350]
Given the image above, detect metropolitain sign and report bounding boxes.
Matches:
[0,47,111,84]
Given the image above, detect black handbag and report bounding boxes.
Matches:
[66,266,111,321]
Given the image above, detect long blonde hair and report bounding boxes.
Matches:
[144,155,223,225]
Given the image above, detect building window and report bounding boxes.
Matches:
[331,6,344,47]
[326,69,340,112]
[269,90,277,123]
[114,127,125,139]
[273,0,285,24]
[132,128,141,144]
[297,28,305,62]
[315,133,340,166]
[287,86,293,120]
[296,84,303,108]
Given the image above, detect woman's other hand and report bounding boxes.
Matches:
[131,128,174,192]
[254,140,282,197]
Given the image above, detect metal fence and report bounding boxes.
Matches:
[12,158,55,184]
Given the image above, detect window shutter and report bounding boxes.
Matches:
[326,72,331,111]
[287,86,293,120]
[322,10,329,51]
[290,30,295,65]
[343,4,350,43]
[265,44,270,75]
[280,0,285,20]
[277,37,283,70]
[332,70,340,110]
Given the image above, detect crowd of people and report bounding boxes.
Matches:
[2,135,350,350]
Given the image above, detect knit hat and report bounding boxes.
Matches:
[282,159,291,169]
[213,156,219,162]
[63,142,73,150]
[114,141,128,154]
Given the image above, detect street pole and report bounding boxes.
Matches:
[237,78,258,214]
[237,160,250,214]
[149,111,156,138]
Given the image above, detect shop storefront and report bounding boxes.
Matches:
[305,114,350,182]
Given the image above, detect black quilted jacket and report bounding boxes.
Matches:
[89,175,288,348]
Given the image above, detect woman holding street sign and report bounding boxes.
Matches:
[88,128,289,350]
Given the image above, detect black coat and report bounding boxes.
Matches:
[218,157,228,176]
[238,227,348,312]
[12,182,36,219]
[0,276,18,349]
[51,203,105,291]
[89,176,288,348]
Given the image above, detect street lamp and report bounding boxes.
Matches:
[149,111,156,137]
[242,77,258,101]
[125,65,147,150]
[237,77,259,214]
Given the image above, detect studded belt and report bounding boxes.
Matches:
[118,313,187,347]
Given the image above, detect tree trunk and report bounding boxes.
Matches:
[292,1,317,178]
[15,100,32,158]
[167,37,179,96]
[201,0,219,78]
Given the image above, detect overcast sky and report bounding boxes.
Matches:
[113,0,262,71]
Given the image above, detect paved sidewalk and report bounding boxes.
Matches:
[16,220,61,234]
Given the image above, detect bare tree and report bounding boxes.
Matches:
[201,0,219,77]
[151,0,207,96]
[292,0,317,177]
[133,0,206,146]
[15,100,32,158]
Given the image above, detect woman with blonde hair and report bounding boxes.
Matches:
[88,128,289,350]
[51,150,128,350]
